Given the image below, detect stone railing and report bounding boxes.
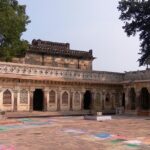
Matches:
[124,69,150,81]
[0,62,124,83]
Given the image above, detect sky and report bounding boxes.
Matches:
[19,0,145,72]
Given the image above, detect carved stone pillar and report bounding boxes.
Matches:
[111,93,116,110]
[57,88,61,111]
[70,90,73,111]
[13,89,19,112]
[91,92,95,112]
[43,90,48,111]
[102,91,106,110]
[119,92,123,107]
[99,92,103,111]
[125,88,129,110]
[147,88,150,110]
[81,92,85,110]
[29,90,34,112]
[135,89,141,111]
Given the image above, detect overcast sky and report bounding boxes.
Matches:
[19,0,145,72]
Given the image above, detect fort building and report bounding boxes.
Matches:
[0,39,150,116]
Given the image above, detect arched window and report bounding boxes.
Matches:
[3,89,12,104]
[62,91,69,105]
[49,90,56,103]
[20,89,28,104]
[74,92,80,106]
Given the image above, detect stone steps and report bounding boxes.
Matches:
[5,110,91,119]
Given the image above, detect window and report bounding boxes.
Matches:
[3,89,12,104]
[49,90,56,103]
[62,91,68,105]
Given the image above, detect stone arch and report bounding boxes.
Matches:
[49,90,56,104]
[140,87,150,110]
[62,91,69,105]
[20,89,28,104]
[83,90,92,110]
[3,89,12,104]
[105,93,110,104]
[104,93,113,110]
[129,88,136,110]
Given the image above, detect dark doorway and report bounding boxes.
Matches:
[122,93,125,109]
[33,89,44,111]
[83,90,92,109]
[140,88,150,110]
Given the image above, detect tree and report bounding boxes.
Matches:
[118,0,150,66]
[0,0,30,61]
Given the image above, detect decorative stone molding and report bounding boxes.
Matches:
[0,62,124,83]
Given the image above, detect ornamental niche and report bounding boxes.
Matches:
[20,89,28,104]
[49,90,56,103]
[3,89,12,104]
[74,92,80,106]
[62,92,69,105]
[105,93,111,106]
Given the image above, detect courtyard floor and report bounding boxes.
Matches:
[0,115,149,150]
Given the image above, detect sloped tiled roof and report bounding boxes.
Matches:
[27,39,95,60]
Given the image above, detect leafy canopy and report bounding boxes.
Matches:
[0,0,30,61]
[118,0,150,66]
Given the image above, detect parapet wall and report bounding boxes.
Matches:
[0,62,124,84]
[0,61,150,83]
[124,69,150,81]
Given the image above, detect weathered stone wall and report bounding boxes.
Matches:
[12,57,25,64]
[122,69,150,116]
[25,53,43,65]
[25,53,92,71]
[124,69,150,81]
[0,73,122,112]
[0,61,150,115]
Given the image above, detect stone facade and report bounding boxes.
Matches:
[122,70,150,116]
[0,61,122,113]
[0,39,150,116]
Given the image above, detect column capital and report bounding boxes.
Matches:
[124,87,130,93]
[81,89,86,93]
[147,88,150,93]
[13,87,20,93]
[135,89,141,95]
[102,90,106,95]
[70,89,75,93]
[43,88,49,92]
[30,88,35,92]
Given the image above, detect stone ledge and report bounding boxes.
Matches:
[84,115,112,121]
